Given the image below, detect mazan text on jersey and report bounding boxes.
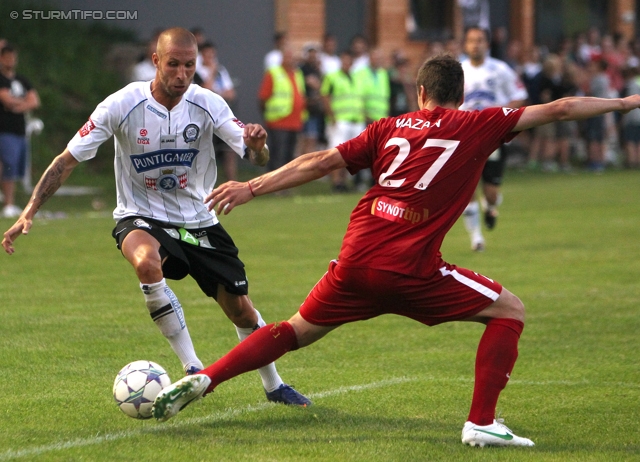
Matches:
[395,117,442,130]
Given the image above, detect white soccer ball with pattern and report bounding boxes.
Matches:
[113,360,172,419]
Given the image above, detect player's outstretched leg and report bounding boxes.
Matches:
[461,419,534,447]
[152,374,211,422]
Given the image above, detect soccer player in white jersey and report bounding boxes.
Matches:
[460,27,527,251]
[1,28,310,406]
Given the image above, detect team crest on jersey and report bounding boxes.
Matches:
[183,124,200,143]
[133,219,152,229]
[78,118,96,137]
[145,169,188,192]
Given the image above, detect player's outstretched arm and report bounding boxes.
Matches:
[514,95,640,132]
[206,148,347,215]
[2,149,79,255]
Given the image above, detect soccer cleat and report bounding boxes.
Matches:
[265,384,312,407]
[461,419,535,447]
[484,208,498,230]
[152,374,211,422]
[185,366,202,376]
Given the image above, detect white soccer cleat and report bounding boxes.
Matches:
[461,419,535,447]
[152,374,211,422]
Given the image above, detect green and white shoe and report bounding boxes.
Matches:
[152,374,211,422]
[462,419,534,447]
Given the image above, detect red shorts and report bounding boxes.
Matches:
[299,260,503,326]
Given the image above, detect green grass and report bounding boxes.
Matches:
[0,170,639,461]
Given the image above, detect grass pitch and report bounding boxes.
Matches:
[0,170,638,461]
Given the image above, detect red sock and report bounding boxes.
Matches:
[201,321,298,393]
[467,318,524,426]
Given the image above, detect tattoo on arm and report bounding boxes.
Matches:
[33,157,67,206]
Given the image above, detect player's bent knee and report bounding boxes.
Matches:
[133,256,163,282]
[499,290,526,322]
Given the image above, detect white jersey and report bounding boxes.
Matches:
[67,81,248,228]
[460,56,528,111]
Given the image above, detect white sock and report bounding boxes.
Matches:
[235,309,284,392]
[141,279,203,373]
[463,201,484,245]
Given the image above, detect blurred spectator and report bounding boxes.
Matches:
[258,46,306,172]
[537,54,579,172]
[358,48,389,125]
[264,31,288,70]
[190,27,207,48]
[131,31,161,82]
[519,46,543,168]
[445,37,462,60]
[504,39,523,70]
[388,50,417,117]
[320,33,341,75]
[621,66,640,169]
[191,27,208,72]
[585,59,611,172]
[601,34,624,94]
[321,50,365,192]
[197,42,239,181]
[353,48,390,190]
[349,34,370,72]
[299,42,324,155]
[579,26,602,64]
[490,26,508,61]
[0,44,40,218]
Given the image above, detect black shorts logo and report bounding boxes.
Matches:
[133,219,152,229]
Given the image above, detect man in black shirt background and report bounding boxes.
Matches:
[0,44,40,218]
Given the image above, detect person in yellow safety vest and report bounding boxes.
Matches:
[357,49,390,124]
[353,48,390,190]
[258,46,306,172]
[320,50,366,192]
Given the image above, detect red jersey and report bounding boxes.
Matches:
[336,105,524,278]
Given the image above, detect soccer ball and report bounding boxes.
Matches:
[113,360,172,419]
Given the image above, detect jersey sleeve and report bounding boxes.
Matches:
[66,94,120,162]
[206,92,247,158]
[477,106,525,147]
[336,121,378,173]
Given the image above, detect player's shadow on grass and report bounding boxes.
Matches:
[165,406,460,446]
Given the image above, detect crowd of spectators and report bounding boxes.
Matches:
[452,25,640,172]
[244,26,640,176]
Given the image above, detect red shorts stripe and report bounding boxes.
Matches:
[298,260,503,326]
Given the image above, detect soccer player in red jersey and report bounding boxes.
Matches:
[152,54,640,447]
